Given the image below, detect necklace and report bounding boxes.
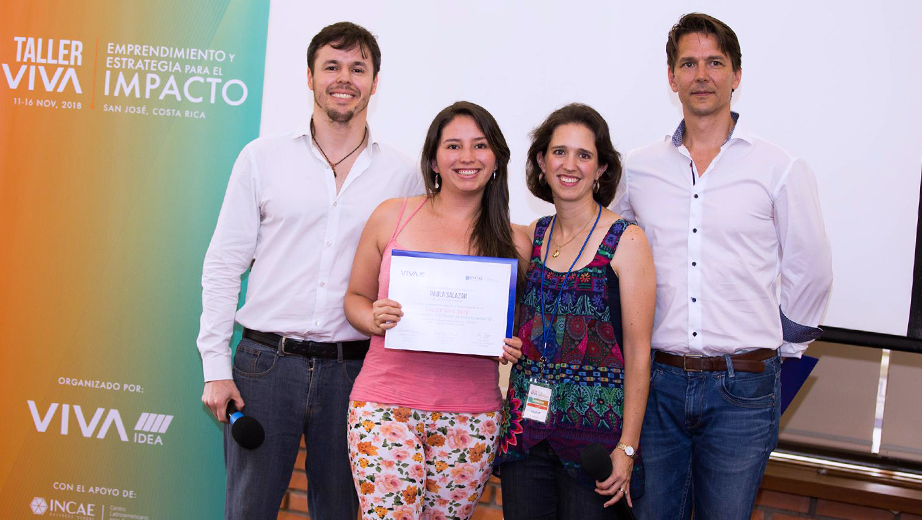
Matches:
[551,211,594,258]
[310,119,367,177]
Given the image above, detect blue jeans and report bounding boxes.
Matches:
[501,440,622,520]
[224,338,362,520]
[633,353,781,520]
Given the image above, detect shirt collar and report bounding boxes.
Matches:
[669,111,750,147]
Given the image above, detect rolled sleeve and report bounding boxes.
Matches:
[773,159,833,357]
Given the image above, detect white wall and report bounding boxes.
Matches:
[260,0,922,337]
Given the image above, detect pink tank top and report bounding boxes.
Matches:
[350,198,503,413]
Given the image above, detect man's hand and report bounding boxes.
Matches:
[202,379,243,423]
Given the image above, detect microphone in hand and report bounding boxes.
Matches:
[226,401,265,449]
[580,442,614,481]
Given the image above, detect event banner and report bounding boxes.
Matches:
[0,1,269,518]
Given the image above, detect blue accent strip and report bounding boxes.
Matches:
[781,355,818,414]
[506,264,517,338]
[229,412,244,425]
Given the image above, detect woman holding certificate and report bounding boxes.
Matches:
[344,101,525,520]
[497,104,655,519]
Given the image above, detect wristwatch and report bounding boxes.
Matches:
[616,442,636,459]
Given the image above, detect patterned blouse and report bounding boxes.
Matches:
[497,216,644,497]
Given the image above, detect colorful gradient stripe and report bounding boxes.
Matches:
[0,1,269,517]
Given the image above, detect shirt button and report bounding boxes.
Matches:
[326,241,332,247]
[694,194,699,199]
[319,282,325,287]
[692,261,697,267]
[315,320,320,326]
[693,228,698,233]
[691,297,697,302]
[333,201,338,207]
[692,331,698,337]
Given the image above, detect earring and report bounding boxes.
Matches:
[538,172,546,185]
[492,170,497,181]
[593,179,600,193]
[434,173,440,190]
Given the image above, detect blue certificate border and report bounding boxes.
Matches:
[391,250,518,338]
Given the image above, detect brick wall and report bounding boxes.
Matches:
[277,439,921,520]
[752,489,922,520]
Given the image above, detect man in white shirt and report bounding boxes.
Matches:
[197,22,422,520]
[612,13,832,519]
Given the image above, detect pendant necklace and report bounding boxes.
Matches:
[310,119,367,177]
[551,210,594,258]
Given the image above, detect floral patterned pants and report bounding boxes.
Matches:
[347,401,500,520]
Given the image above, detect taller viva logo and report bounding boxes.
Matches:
[28,401,173,446]
[2,37,83,93]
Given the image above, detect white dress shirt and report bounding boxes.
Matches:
[613,114,832,358]
[197,125,423,381]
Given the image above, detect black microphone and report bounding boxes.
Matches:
[580,443,637,520]
[226,402,265,449]
[581,442,614,481]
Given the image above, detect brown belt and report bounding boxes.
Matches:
[654,348,777,373]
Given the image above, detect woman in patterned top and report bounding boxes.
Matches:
[498,104,655,519]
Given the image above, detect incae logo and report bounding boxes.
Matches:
[45,498,95,516]
[30,497,47,515]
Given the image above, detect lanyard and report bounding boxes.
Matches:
[538,203,602,362]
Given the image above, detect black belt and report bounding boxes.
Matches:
[654,348,776,373]
[243,329,369,359]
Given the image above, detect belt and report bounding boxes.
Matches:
[243,329,369,360]
[654,348,777,373]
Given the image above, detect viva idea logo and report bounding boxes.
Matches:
[28,401,174,446]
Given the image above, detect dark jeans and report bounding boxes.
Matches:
[224,338,362,520]
[633,353,781,520]
[501,440,621,520]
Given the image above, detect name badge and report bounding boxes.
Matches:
[523,380,553,424]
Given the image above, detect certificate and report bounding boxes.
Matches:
[385,250,517,356]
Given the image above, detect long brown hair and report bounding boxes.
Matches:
[420,101,517,263]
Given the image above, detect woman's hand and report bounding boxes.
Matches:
[594,448,634,507]
[498,336,523,364]
[369,298,403,335]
